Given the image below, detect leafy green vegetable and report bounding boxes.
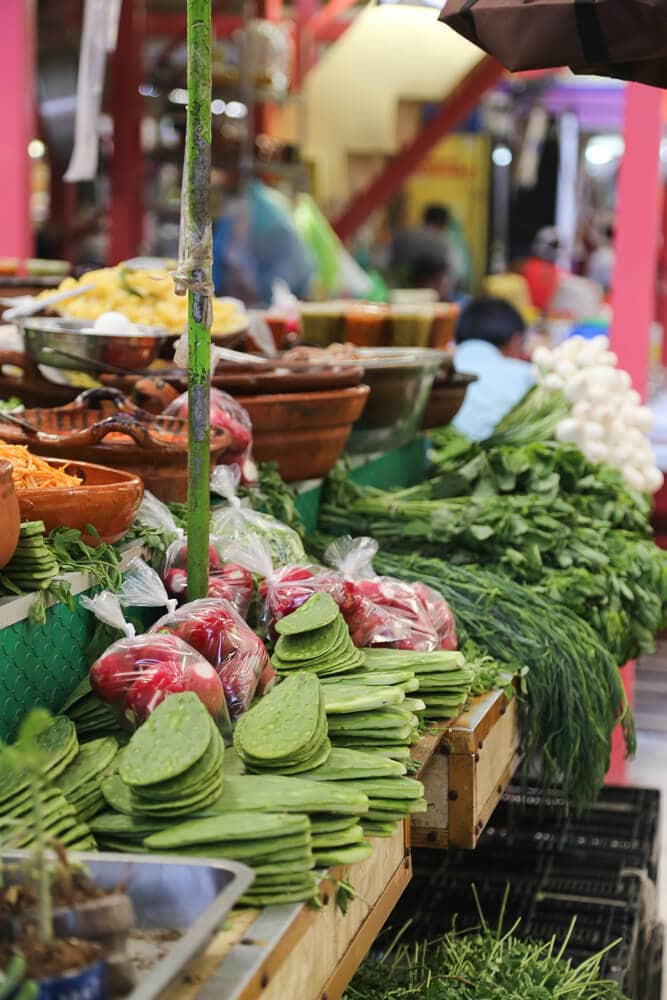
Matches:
[237,461,305,539]
[345,896,628,999]
[48,526,123,592]
[374,551,634,809]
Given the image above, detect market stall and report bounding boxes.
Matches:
[1,3,667,999]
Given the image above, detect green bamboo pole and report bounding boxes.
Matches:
[184,0,212,601]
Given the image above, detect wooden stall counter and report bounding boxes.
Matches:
[412,689,521,851]
[163,823,411,1000]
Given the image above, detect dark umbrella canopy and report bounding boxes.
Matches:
[440,0,667,88]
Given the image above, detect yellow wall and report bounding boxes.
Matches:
[404,133,490,289]
[301,5,484,208]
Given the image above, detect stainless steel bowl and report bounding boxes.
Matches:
[22,316,167,378]
[343,347,447,452]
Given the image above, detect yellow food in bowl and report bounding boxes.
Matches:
[39,267,246,336]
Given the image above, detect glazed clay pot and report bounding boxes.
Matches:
[421,373,479,430]
[240,384,369,481]
[16,458,144,546]
[0,460,20,569]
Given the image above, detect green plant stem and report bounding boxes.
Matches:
[185,0,213,602]
[32,773,51,944]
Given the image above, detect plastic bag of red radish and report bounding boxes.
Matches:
[210,465,305,567]
[224,537,347,638]
[410,581,458,651]
[162,536,254,617]
[164,388,257,485]
[86,592,232,737]
[325,536,458,651]
[150,598,274,719]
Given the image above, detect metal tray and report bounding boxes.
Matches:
[2,851,254,999]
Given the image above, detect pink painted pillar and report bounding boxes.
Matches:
[0,0,35,260]
[611,83,663,401]
[606,661,635,786]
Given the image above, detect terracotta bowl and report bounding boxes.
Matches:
[421,372,478,430]
[16,457,144,545]
[0,388,232,503]
[0,461,20,569]
[240,384,370,481]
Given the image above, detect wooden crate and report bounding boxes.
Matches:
[165,824,411,1000]
[412,690,521,850]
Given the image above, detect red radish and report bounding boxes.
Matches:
[125,664,185,724]
[90,652,134,703]
[164,567,188,597]
[182,660,225,717]
[208,563,253,617]
[150,598,271,719]
[90,633,231,728]
[256,662,278,697]
[164,389,254,482]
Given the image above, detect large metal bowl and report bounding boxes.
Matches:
[21,316,167,380]
[340,347,448,453]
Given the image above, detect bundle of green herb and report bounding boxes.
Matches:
[345,898,628,1000]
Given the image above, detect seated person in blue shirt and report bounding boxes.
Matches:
[452,296,535,441]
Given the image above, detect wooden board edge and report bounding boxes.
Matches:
[232,885,334,1000]
[410,825,449,850]
[319,854,413,1000]
[447,690,509,754]
[449,747,522,850]
[412,723,448,776]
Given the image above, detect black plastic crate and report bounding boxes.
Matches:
[388,865,642,992]
[493,785,661,879]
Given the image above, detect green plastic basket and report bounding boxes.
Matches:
[0,599,95,743]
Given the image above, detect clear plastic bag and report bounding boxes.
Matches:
[132,490,184,568]
[326,536,456,651]
[90,632,230,732]
[226,536,346,636]
[150,597,274,719]
[210,464,305,566]
[162,533,254,616]
[164,388,257,485]
[118,558,178,614]
[411,581,458,651]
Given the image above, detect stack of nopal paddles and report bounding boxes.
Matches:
[0,521,60,596]
[234,671,331,774]
[62,676,125,743]
[302,747,426,840]
[269,593,474,757]
[271,592,365,677]
[0,717,98,851]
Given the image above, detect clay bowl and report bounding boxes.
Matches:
[0,461,20,569]
[16,457,144,545]
[421,372,478,430]
[0,388,232,503]
[240,384,370,481]
[98,363,365,400]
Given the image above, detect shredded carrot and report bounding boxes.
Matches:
[0,441,82,490]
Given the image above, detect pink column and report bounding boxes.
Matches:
[109,0,145,264]
[0,0,35,260]
[611,83,663,401]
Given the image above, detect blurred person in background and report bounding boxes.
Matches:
[406,253,450,300]
[453,296,534,441]
[391,203,470,294]
[520,226,563,314]
[213,175,315,305]
[587,222,615,295]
